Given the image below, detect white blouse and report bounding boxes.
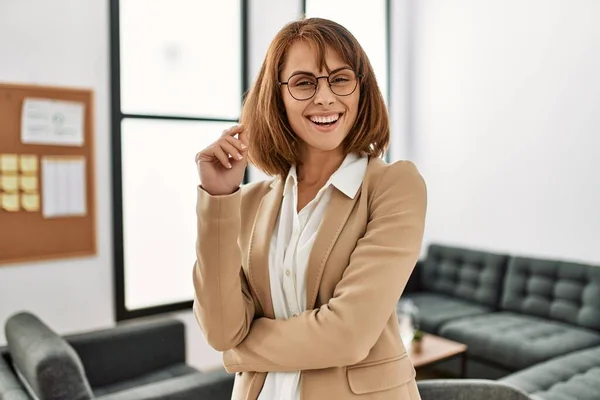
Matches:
[257,152,368,400]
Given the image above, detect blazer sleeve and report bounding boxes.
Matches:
[192,187,255,351]
[222,161,427,372]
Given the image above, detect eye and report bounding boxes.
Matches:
[295,80,316,87]
[289,74,317,88]
[331,76,350,84]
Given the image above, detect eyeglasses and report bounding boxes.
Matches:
[278,67,361,101]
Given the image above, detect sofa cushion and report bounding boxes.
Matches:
[417,379,531,400]
[401,292,492,333]
[439,312,600,370]
[93,363,197,397]
[501,345,600,400]
[421,244,509,308]
[501,256,600,331]
[96,371,235,400]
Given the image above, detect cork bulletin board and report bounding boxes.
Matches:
[0,83,96,265]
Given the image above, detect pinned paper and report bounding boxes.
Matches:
[21,193,40,212]
[1,175,19,192]
[19,155,38,174]
[21,98,85,147]
[1,193,19,211]
[42,156,87,218]
[19,176,38,192]
[0,154,18,173]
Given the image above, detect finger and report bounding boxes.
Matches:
[221,124,244,137]
[238,128,249,148]
[211,145,232,169]
[219,140,244,161]
[223,135,247,153]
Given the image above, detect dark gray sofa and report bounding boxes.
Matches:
[0,312,234,400]
[402,243,600,399]
[501,345,600,400]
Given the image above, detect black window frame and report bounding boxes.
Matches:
[109,0,249,321]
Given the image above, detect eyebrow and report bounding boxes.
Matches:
[288,66,352,77]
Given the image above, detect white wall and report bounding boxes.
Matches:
[412,0,600,264]
[389,0,414,161]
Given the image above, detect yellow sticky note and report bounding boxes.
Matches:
[1,154,18,173]
[1,193,19,211]
[1,174,19,192]
[20,175,38,192]
[20,155,39,174]
[21,193,40,212]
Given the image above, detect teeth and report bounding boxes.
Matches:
[310,114,340,124]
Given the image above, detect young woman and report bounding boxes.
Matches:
[193,17,426,400]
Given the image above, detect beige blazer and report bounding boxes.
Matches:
[193,157,427,400]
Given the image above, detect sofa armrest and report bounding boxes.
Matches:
[97,370,234,400]
[4,312,94,400]
[403,260,423,294]
[417,379,531,400]
[65,319,187,389]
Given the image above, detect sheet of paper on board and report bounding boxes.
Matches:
[41,156,87,218]
[21,98,85,147]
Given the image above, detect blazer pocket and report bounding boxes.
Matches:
[347,354,416,395]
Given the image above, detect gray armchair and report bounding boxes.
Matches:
[2,312,234,400]
[418,379,531,400]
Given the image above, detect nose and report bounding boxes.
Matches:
[313,78,336,106]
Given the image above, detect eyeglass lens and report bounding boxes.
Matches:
[287,69,358,100]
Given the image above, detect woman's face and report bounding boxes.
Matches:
[280,41,360,157]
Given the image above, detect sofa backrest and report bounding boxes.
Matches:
[66,318,187,389]
[4,312,94,400]
[501,257,600,331]
[422,244,510,308]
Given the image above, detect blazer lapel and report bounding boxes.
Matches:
[248,179,283,319]
[305,187,360,310]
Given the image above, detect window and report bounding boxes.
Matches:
[110,0,247,320]
[304,0,390,106]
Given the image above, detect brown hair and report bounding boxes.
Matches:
[241,17,390,177]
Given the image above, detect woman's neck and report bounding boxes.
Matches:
[296,149,345,187]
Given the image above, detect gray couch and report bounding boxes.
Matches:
[402,243,600,400]
[501,346,600,400]
[417,379,531,400]
[0,312,234,400]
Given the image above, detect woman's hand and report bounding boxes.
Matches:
[195,125,248,196]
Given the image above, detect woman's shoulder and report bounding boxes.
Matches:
[365,157,424,192]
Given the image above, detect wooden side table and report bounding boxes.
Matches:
[408,334,468,378]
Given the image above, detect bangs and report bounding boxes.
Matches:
[280,25,362,76]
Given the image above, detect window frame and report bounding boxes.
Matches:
[109,0,249,321]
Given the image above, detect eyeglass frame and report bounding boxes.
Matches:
[278,67,363,101]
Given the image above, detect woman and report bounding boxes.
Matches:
[193,17,426,400]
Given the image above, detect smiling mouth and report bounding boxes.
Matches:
[306,113,343,127]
